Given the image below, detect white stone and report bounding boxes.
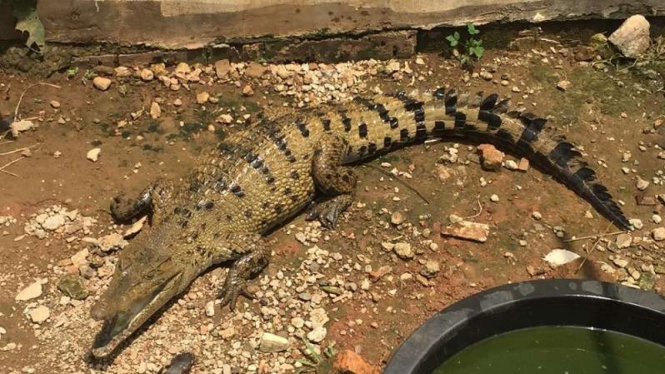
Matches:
[543,249,580,268]
[309,308,329,329]
[42,214,65,231]
[505,160,519,170]
[114,66,132,77]
[609,15,651,58]
[16,281,43,301]
[259,333,290,353]
[86,148,101,162]
[150,102,161,119]
[29,306,50,323]
[291,317,305,329]
[306,326,327,343]
[652,227,665,241]
[615,233,632,249]
[202,301,214,317]
[613,258,629,268]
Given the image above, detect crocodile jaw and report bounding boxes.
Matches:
[91,271,184,358]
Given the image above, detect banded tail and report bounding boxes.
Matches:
[330,88,630,230]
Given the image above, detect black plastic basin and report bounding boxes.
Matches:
[383,279,665,374]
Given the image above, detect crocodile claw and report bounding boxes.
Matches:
[306,195,353,229]
[218,271,256,311]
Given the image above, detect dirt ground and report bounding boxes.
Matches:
[1,30,665,374]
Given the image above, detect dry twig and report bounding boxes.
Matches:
[564,230,627,243]
[0,157,23,177]
[575,221,614,274]
[464,195,483,219]
[0,143,38,156]
[14,82,61,120]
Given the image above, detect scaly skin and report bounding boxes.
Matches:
[90,88,630,358]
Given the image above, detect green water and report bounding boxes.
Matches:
[433,326,665,374]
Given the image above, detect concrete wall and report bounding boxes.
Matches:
[2,0,664,48]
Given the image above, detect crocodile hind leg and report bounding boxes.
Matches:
[111,179,174,224]
[217,238,270,311]
[307,134,357,229]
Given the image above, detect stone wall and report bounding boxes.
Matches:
[1,0,663,48]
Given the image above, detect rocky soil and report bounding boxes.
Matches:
[1,19,665,374]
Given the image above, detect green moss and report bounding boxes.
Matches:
[530,64,639,124]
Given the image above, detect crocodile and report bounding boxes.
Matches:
[90,88,630,358]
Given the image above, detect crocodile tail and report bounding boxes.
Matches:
[434,88,631,230]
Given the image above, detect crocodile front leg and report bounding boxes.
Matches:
[111,179,174,224]
[308,134,357,229]
[218,248,270,310]
[212,234,270,311]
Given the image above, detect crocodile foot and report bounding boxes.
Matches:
[218,270,257,311]
[306,194,353,229]
[110,190,152,223]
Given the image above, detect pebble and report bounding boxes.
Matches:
[613,258,629,268]
[114,66,132,77]
[43,214,65,231]
[477,144,504,171]
[15,280,43,301]
[420,260,440,279]
[140,68,154,81]
[259,333,290,353]
[50,100,61,108]
[556,80,571,91]
[441,221,490,243]
[57,274,88,300]
[490,194,499,202]
[532,211,542,220]
[306,326,327,343]
[242,85,254,96]
[86,148,101,162]
[393,242,414,260]
[333,350,380,374]
[196,92,210,104]
[390,212,404,225]
[636,177,649,191]
[504,160,518,170]
[543,249,580,267]
[616,233,632,248]
[92,77,112,91]
[204,301,215,317]
[96,233,128,252]
[150,102,161,119]
[29,306,50,324]
[309,308,329,329]
[630,219,644,230]
[608,15,651,58]
[653,214,662,224]
[652,227,665,241]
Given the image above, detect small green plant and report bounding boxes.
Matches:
[81,69,97,85]
[446,23,485,65]
[295,337,336,374]
[66,66,79,79]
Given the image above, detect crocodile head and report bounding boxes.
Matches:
[89,223,197,358]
